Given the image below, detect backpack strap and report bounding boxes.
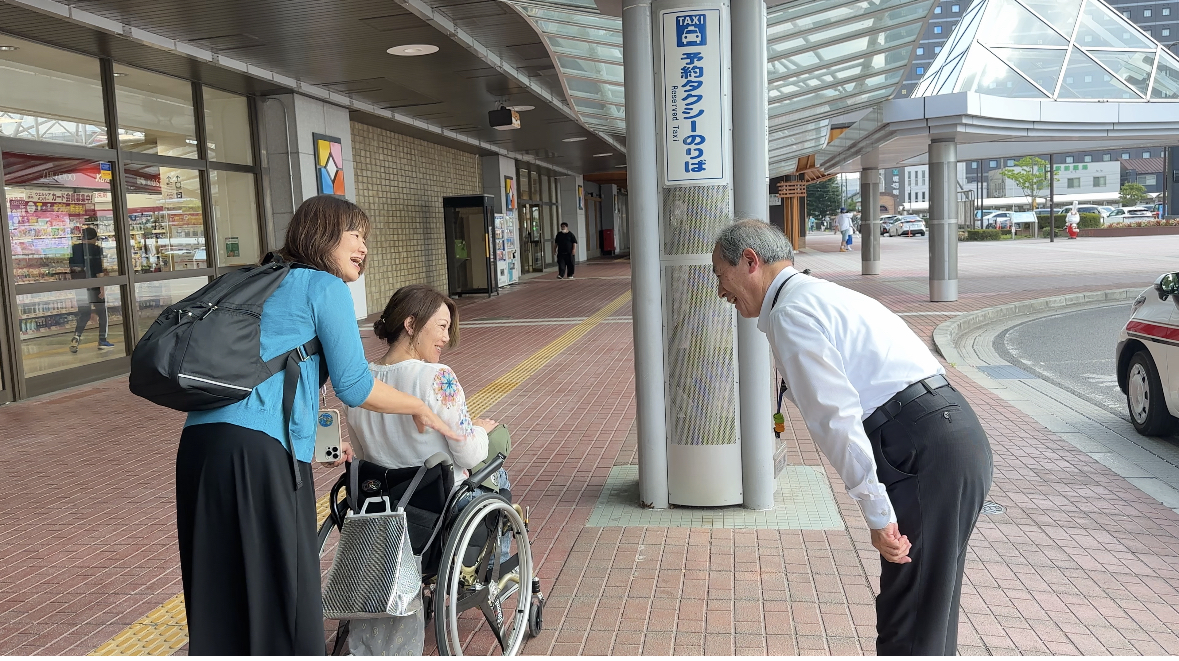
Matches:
[266,338,322,490]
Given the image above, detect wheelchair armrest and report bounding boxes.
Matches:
[463,453,505,490]
[425,452,454,469]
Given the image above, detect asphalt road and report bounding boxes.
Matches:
[996,303,1133,419]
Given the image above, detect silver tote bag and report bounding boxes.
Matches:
[321,463,427,620]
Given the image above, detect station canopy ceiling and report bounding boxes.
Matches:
[505,0,937,177]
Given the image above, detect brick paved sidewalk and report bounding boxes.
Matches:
[2,238,1179,656]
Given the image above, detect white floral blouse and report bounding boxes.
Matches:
[346,359,489,484]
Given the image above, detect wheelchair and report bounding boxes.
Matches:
[317,452,545,656]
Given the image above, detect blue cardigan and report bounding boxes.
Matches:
[186,268,376,462]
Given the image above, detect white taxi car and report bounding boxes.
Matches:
[1118,273,1179,435]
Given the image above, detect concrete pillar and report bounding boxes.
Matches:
[861,168,881,275]
[256,93,365,318]
[622,0,669,509]
[653,0,742,506]
[928,140,959,301]
[731,0,774,511]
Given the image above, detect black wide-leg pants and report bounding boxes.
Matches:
[865,385,993,656]
[176,423,324,655]
[557,252,575,278]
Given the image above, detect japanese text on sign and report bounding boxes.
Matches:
[661,8,725,185]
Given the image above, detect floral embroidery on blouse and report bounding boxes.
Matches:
[434,368,461,408]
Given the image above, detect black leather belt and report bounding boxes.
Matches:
[863,374,951,436]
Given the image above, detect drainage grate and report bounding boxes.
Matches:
[977,364,1037,380]
[980,500,1005,515]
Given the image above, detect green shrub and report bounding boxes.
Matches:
[1077,213,1103,229]
[964,229,1002,241]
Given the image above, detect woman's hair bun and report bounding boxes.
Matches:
[373,317,388,341]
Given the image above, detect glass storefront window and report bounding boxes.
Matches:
[203,87,253,165]
[4,153,120,284]
[517,168,531,200]
[0,37,107,148]
[208,170,260,266]
[125,166,206,273]
[114,65,198,158]
[135,277,206,339]
[17,285,124,377]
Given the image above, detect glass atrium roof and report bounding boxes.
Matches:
[912,0,1179,101]
[506,0,937,176]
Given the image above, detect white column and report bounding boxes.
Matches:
[929,140,959,301]
[622,0,669,509]
[861,168,881,275]
[653,0,742,506]
[731,0,773,511]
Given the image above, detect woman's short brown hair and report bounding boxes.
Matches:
[373,284,459,349]
[278,195,371,279]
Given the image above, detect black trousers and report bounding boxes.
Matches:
[865,384,992,656]
[557,252,575,277]
[176,423,324,655]
[74,300,108,340]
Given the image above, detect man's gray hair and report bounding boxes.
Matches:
[714,219,795,266]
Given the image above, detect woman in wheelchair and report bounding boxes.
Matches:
[338,284,527,655]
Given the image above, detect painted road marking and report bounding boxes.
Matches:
[89,289,632,655]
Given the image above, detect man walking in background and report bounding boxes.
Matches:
[711,220,993,655]
[69,226,113,353]
[554,222,578,279]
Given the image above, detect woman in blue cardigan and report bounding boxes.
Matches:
[175,195,459,655]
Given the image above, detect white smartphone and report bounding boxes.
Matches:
[315,409,343,463]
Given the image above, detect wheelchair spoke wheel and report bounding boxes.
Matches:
[317,496,351,656]
[435,493,532,656]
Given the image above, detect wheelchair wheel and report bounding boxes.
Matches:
[434,493,532,656]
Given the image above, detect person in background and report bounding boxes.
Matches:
[176,195,461,655]
[711,220,992,655]
[346,284,504,656]
[554,222,578,279]
[836,207,853,252]
[69,226,113,352]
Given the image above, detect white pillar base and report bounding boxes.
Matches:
[862,260,881,276]
[930,279,958,302]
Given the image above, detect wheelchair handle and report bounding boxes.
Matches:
[425,452,454,469]
[464,453,505,490]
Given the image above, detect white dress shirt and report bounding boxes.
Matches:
[757,267,944,529]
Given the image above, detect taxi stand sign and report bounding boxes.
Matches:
[660,7,727,186]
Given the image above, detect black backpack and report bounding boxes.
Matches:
[129,254,325,488]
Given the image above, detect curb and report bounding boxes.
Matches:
[932,287,1143,367]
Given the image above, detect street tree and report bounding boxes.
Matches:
[806,177,841,219]
[999,156,1053,209]
[1120,182,1149,207]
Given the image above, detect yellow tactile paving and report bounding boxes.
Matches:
[88,288,632,655]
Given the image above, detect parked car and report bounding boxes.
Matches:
[1075,205,1110,218]
[879,214,901,235]
[889,215,926,237]
[983,211,1014,230]
[1107,206,1154,221]
[1118,274,1179,435]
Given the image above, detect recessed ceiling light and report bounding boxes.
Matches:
[0,46,18,51]
[562,136,588,142]
[507,105,534,112]
[112,72,128,77]
[593,152,613,157]
[387,44,439,56]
